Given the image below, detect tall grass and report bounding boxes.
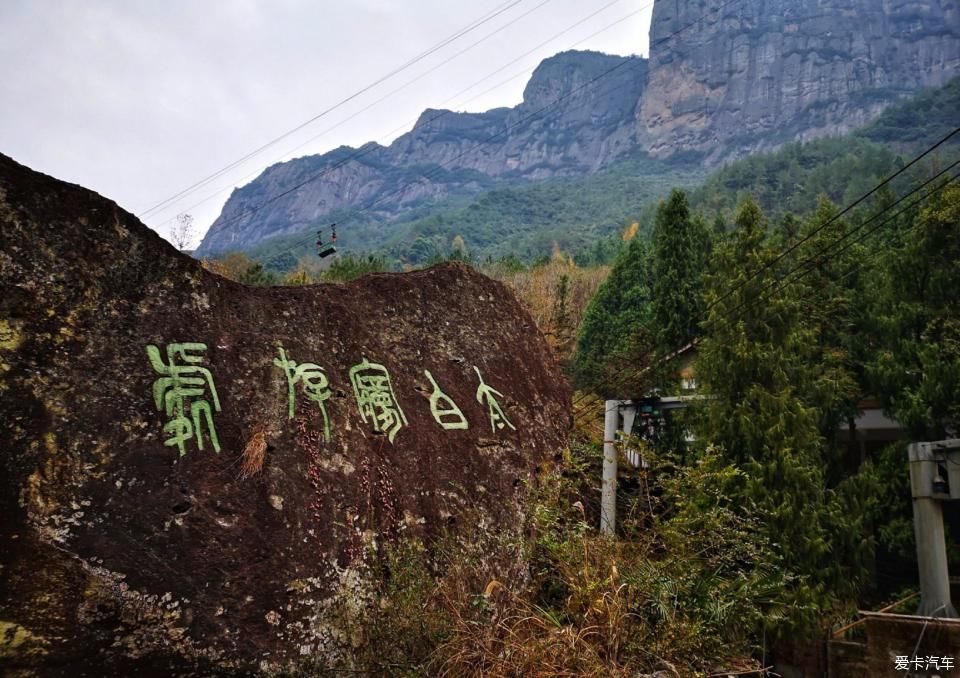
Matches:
[284,443,781,677]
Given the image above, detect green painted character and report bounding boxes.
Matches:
[423,370,468,430]
[146,342,222,456]
[349,358,407,443]
[274,344,332,442]
[473,366,516,434]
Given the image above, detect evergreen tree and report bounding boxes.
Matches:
[790,198,878,600]
[650,189,710,355]
[322,254,391,282]
[711,213,726,241]
[791,199,866,478]
[237,261,278,286]
[695,197,867,625]
[869,184,960,439]
[574,238,654,395]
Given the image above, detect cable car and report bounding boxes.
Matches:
[316,223,337,258]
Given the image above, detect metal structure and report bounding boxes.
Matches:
[316,223,337,258]
[599,399,656,535]
[908,439,960,618]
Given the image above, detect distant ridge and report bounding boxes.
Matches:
[197,0,959,258]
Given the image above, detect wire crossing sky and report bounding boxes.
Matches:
[0,0,653,246]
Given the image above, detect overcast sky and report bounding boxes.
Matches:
[0,0,652,246]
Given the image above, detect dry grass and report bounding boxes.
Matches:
[200,252,256,281]
[426,499,770,676]
[433,561,637,677]
[282,447,774,677]
[239,425,268,479]
[487,256,610,362]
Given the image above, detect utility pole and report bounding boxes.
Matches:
[600,400,618,535]
[908,440,960,618]
[600,400,647,535]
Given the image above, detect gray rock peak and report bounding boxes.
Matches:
[520,50,646,109]
[640,0,960,161]
[196,0,959,255]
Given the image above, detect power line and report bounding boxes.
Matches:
[573,159,960,423]
[572,154,944,416]
[245,0,741,267]
[571,150,960,416]
[706,161,960,351]
[251,57,642,266]
[745,159,960,314]
[568,136,955,416]
[137,0,529,219]
[324,0,738,229]
[703,126,960,317]
[148,0,632,233]
[245,70,650,265]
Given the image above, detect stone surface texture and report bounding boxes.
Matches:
[0,153,571,674]
[198,51,646,254]
[640,0,960,162]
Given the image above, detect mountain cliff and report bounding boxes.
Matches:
[198,51,646,254]
[196,0,959,256]
[640,0,960,162]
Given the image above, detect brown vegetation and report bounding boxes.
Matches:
[290,445,774,676]
[487,255,610,363]
[239,424,268,479]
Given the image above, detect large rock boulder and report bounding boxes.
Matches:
[0,153,571,674]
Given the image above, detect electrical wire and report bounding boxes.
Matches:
[574,168,959,420]
[572,175,958,430]
[147,0,637,233]
[572,161,960,423]
[702,126,960,317]
[237,0,742,267]
[238,76,643,264]
[742,159,960,315]
[137,0,530,219]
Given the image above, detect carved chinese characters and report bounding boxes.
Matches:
[474,366,515,433]
[274,345,333,442]
[146,342,222,456]
[146,343,516,454]
[424,370,468,430]
[349,358,407,443]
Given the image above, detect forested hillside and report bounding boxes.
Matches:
[571,176,960,648]
[197,0,960,258]
[233,77,959,273]
[686,77,960,223]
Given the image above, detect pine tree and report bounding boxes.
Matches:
[694,197,867,622]
[650,189,710,356]
[791,199,866,478]
[574,238,654,396]
[869,183,960,439]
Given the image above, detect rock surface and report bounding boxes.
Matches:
[197,0,959,255]
[197,50,646,254]
[640,0,960,162]
[0,153,571,673]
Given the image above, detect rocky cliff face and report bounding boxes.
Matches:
[196,0,959,255]
[197,51,646,254]
[391,50,647,175]
[640,0,960,163]
[0,153,570,672]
